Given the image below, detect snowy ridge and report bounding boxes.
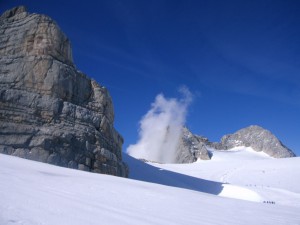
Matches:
[1,151,300,225]
[207,146,272,161]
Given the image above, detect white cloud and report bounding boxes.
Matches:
[127,86,193,163]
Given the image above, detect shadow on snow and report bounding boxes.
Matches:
[123,154,223,195]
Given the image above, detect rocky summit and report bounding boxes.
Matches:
[0,6,128,177]
[218,125,295,158]
[175,125,295,163]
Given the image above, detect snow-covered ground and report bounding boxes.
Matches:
[1,148,300,225]
[140,147,300,206]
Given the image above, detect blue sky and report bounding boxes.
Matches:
[2,0,300,155]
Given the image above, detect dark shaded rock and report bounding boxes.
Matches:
[0,6,128,177]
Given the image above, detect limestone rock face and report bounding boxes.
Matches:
[175,127,211,163]
[175,125,295,163]
[219,125,296,158]
[0,6,128,177]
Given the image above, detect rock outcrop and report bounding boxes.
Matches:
[175,125,295,163]
[175,127,211,163]
[0,6,128,177]
[218,125,296,158]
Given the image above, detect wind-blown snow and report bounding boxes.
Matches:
[1,151,300,225]
[127,86,192,163]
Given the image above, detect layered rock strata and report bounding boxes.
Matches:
[0,6,128,177]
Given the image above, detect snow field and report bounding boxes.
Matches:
[1,149,300,225]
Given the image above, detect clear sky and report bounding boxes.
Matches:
[2,0,300,155]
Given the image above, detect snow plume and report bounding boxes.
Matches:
[127,86,193,163]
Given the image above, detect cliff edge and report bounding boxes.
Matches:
[0,6,128,177]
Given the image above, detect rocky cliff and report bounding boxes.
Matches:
[175,125,295,163]
[0,6,128,177]
[175,127,211,163]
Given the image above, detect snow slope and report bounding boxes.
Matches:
[1,150,300,225]
[138,147,300,207]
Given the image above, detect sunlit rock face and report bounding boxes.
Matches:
[175,125,295,163]
[218,125,295,158]
[175,127,211,163]
[0,6,128,177]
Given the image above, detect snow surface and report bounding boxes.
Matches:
[1,148,300,225]
[142,147,300,207]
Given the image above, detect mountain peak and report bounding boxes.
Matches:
[0,6,27,19]
[220,125,295,158]
[174,125,295,163]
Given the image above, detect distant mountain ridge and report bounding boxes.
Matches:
[175,125,295,163]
